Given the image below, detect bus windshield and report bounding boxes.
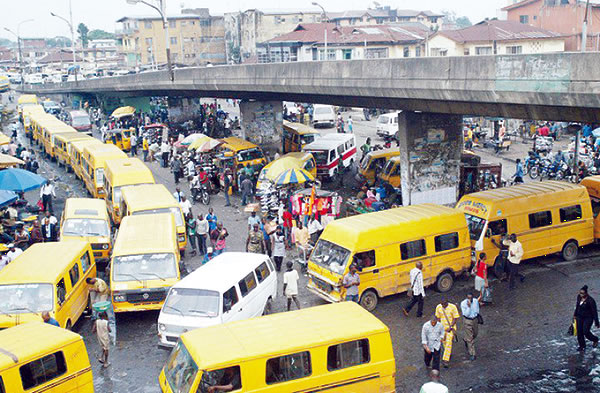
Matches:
[311,151,328,165]
[465,214,486,241]
[165,342,198,393]
[310,239,351,275]
[112,253,178,282]
[133,207,183,226]
[62,218,110,237]
[164,288,220,317]
[0,284,54,314]
[237,148,264,162]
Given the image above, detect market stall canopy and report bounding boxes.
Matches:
[0,190,17,207]
[0,154,23,168]
[188,136,222,151]
[195,138,224,153]
[0,134,10,146]
[181,133,206,146]
[0,168,47,192]
[111,106,136,119]
[273,168,314,186]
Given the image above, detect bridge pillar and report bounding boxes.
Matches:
[239,100,283,150]
[398,111,462,206]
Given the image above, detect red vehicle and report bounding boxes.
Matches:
[69,110,92,133]
[302,133,357,180]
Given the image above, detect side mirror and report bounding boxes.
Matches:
[485,228,492,238]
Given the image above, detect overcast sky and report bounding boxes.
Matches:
[0,0,508,40]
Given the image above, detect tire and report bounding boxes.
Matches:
[262,297,273,315]
[529,166,539,179]
[562,240,578,261]
[201,191,210,206]
[359,290,378,312]
[556,170,564,181]
[435,271,454,293]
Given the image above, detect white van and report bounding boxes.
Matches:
[157,252,277,347]
[376,111,401,138]
[312,104,336,128]
[303,133,357,180]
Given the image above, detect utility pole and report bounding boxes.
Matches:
[582,0,591,51]
[51,0,78,83]
[4,19,34,90]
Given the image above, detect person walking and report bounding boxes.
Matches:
[41,212,58,242]
[473,252,488,295]
[173,187,185,203]
[513,159,524,184]
[142,137,149,161]
[504,233,524,290]
[196,213,209,256]
[160,140,170,168]
[171,156,183,184]
[240,176,253,206]
[246,223,266,254]
[421,315,445,372]
[403,261,425,318]
[283,261,301,311]
[347,116,353,133]
[39,180,56,213]
[186,213,197,257]
[179,195,192,216]
[271,226,287,271]
[342,264,360,302]
[307,215,323,244]
[247,211,260,230]
[419,370,448,393]
[461,292,481,361]
[211,222,228,256]
[92,312,111,368]
[435,299,460,368]
[206,208,217,232]
[130,133,138,156]
[574,285,599,351]
[222,169,232,206]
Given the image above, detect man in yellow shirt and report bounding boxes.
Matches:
[435,298,460,368]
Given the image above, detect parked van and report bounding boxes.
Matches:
[0,322,93,393]
[81,143,127,198]
[456,181,594,266]
[359,149,400,186]
[158,252,277,347]
[17,94,38,119]
[312,104,336,128]
[303,133,356,180]
[110,214,180,313]
[42,123,78,159]
[60,198,112,268]
[581,175,600,238]
[256,152,316,189]
[0,241,96,329]
[219,137,267,176]
[307,204,471,311]
[104,158,155,225]
[69,138,103,179]
[0,75,9,93]
[21,105,45,138]
[282,120,320,153]
[159,302,395,393]
[120,184,187,253]
[376,111,400,138]
[53,132,91,168]
[378,156,402,188]
[69,110,92,133]
[104,128,133,151]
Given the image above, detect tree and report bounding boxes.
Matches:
[455,16,472,29]
[441,10,472,30]
[88,29,115,40]
[46,36,71,48]
[77,23,89,48]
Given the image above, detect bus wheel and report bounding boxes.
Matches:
[562,240,578,261]
[435,272,454,293]
[359,290,378,312]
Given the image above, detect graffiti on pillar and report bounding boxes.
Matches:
[240,101,282,146]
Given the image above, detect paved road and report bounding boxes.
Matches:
[3,94,600,392]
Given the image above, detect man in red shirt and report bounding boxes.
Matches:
[282,209,293,248]
[538,124,550,137]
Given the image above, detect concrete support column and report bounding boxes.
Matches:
[239,100,283,148]
[398,111,462,206]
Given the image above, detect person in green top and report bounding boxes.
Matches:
[360,137,372,158]
[186,212,197,256]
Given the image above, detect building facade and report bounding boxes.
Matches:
[502,0,600,51]
[116,10,226,68]
[427,19,565,56]
[329,8,444,30]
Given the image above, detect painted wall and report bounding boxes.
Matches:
[428,34,565,56]
[240,100,283,146]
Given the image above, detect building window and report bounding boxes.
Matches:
[169,20,176,28]
[144,21,153,29]
[415,46,421,57]
[475,46,492,55]
[464,48,470,55]
[170,37,177,45]
[365,47,388,59]
[343,49,352,60]
[505,46,522,54]
[145,38,153,47]
[519,15,529,24]
[430,48,447,57]
[403,47,410,57]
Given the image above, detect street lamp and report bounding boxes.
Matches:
[50,0,77,82]
[311,2,328,22]
[312,2,328,59]
[126,0,174,82]
[4,19,34,90]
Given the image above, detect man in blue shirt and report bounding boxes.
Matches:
[461,293,481,361]
[513,159,524,184]
[206,207,218,232]
[42,311,60,327]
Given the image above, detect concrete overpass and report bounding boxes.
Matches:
[25,52,600,123]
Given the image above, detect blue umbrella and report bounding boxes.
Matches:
[0,168,47,192]
[0,190,17,207]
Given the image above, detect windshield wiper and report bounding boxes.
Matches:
[11,306,39,315]
[141,272,166,281]
[188,309,210,315]
[163,304,184,316]
[116,273,143,283]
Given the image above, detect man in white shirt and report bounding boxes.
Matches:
[173,187,185,203]
[283,261,301,311]
[307,215,323,244]
[196,213,209,256]
[179,196,192,216]
[160,141,170,168]
[20,149,31,161]
[6,244,23,262]
[503,233,525,290]
[130,133,138,156]
[421,315,445,371]
[40,181,56,213]
[403,261,425,318]
[419,370,448,393]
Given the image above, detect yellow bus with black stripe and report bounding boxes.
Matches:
[0,322,93,392]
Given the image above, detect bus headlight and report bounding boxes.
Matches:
[113,293,126,302]
[159,323,166,331]
[178,235,185,242]
[102,244,109,250]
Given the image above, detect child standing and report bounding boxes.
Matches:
[92,312,111,368]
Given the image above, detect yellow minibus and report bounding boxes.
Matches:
[0,322,93,393]
[282,120,320,153]
[81,143,127,198]
[69,138,103,179]
[0,241,96,329]
[456,181,594,266]
[60,198,112,268]
[104,158,155,225]
[42,123,77,160]
[307,204,471,311]
[580,175,600,239]
[159,302,396,393]
[378,156,401,188]
[17,94,38,120]
[121,184,187,253]
[110,213,180,313]
[21,104,45,138]
[54,132,93,169]
[359,149,400,186]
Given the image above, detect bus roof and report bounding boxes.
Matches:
[581,176,600,199]
[365,148,400,160]
[104,158,155,187]
[17,94,38,105]
[181,302,389,369]
[283,120,320,136]
[220,137,258,152]
[70,138,102,151]
[121,184,177,211]
[54,132,91,142]
[320,204,466,252]
[0,322,82,370]
[63,198,109,220]
[0,241,90,285]
[456,181,589,217]
[112,213,177,257]
[83,143,127,162]
[303,133,354,151]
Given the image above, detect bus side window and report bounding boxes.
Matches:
[327,339,370,371]
[266,351,311,384]
[591,199,600,218]
[354,250,375,269]
[69,263,80,287]
[80,252,91,273]
[19,351,67,390]
[56,279,67,305]
[223,286,239,313]
[488,219,507,237]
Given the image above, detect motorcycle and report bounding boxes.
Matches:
[190,177,210,205]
